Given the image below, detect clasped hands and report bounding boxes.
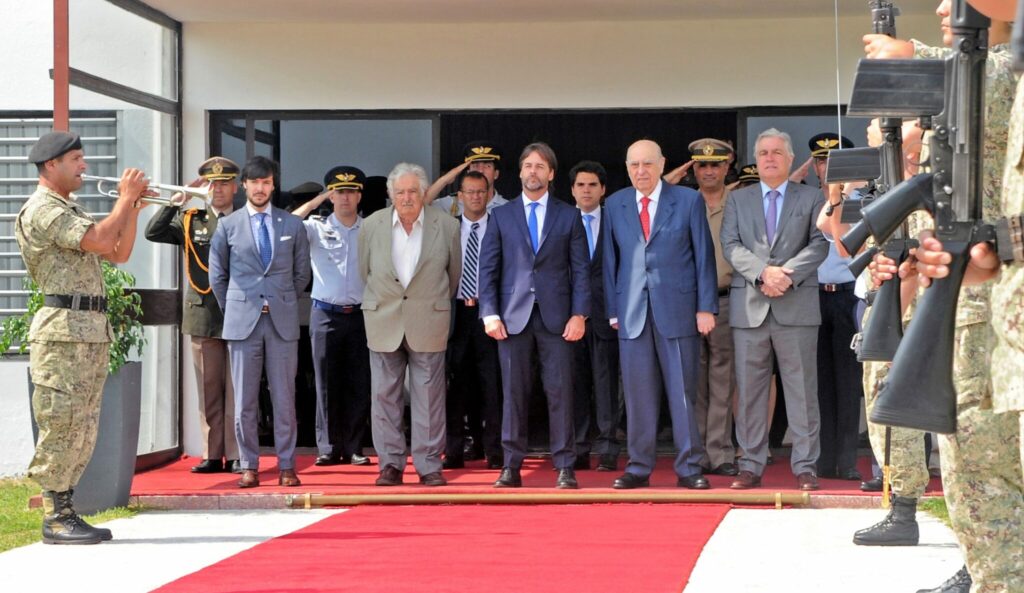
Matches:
[760,265,794,297]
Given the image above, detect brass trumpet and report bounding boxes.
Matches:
[81,174,212,207]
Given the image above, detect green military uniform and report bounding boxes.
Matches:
[144,156,239,471]
[16,185,112,493]
[913,41,1024,591]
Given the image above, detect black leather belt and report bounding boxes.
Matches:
[458,298,478,307]
[718,288,730,297]
[43,294,107,313]
[313,299,360,314]
[821,282,856,293]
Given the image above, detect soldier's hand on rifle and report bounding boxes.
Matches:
[868,252,899,288]
[663,160,694,185]
[913,230,1000,288]
[862,34,914,59]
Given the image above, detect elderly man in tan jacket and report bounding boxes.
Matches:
[359,162,462,487]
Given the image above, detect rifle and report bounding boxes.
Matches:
[850,0,991,434]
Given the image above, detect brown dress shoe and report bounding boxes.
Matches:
[238,469,260,489]
[730,470,761,490]
[797,472,820,491]
[419,472,447,486]
[279,469,301,487]
[375,465,404,486]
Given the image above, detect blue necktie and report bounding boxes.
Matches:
[257,212,272,269]
[765,190,779,244]
[582,213,595,258]
[528,202,540,254]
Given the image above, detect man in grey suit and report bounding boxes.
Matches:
[721,128,828,491]
[209,156,312,489]
[359,162,462,487]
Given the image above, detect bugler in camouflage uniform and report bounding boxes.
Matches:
[15,131,149,545]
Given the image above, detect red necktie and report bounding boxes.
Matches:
[639,196,651,241]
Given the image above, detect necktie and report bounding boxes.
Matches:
[528,202,540,254]
[639,196,651,241]
[257,212,272,269]
[765,190,779,244]
[459,222,480,299]
[582,213,595,258]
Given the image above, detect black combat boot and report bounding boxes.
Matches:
[852,495,919,546]
[41,490,102,545]
[67,488,112,541]
[915,565,971,593]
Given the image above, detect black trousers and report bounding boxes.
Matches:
[310,306,371,458]
[816,288,864,476]
[445,301,502,460]
[573,321,621,457]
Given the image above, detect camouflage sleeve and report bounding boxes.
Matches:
[33,202,92,252]
[911,40,951,60]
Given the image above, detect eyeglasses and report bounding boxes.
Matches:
[458,189,488,196]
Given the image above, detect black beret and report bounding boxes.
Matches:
[324,166,366,191]
[462,140,501,163]
[809,133,854,158]
[28,131,82,164]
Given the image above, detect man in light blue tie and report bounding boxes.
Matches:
[478,142,591,489]
[210,156,312,489]
[568,161,622,472]
[720,128,828,491]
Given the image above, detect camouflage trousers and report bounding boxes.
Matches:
[27,340,109,492]
[940,321,1024,593]
[863,359,930,498]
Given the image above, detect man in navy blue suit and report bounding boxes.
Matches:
[603,139,719,489]
[478,142,591,489]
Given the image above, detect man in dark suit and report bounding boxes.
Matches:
[209,156,312,489]
[478,142,591,489]
[721,128,828,491]
[603,139,718,490]
[145,157,241,474]
[444,170,503,470]
[568,160,621,472]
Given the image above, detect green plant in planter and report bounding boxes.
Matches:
[0,262,146,374]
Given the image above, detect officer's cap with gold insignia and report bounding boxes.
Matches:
[808,133,854,158]
[737,163,760,183]
[324,166,366,192]
[198,156,240,181]
[28,131,83,164]
[462,140,501,164]
[688,138,734,162]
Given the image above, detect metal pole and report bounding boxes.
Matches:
[53,0,70,132]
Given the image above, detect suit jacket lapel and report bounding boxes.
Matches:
[771,186,800,249]
[749,188,768,249]
[648,191,674,242]
[512,197,535,256]
[381,206,401,282]
[242,208,263,268]
[619,195,645,244]
[537,199,557,252]
[411,208,440,280]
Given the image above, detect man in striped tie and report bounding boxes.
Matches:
[443,170,504,470]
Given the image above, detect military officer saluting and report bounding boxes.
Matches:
[426,140,508,216]
[17,131,152,544]
[146,157,241,474]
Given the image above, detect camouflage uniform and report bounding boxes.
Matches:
[15,185,112,493]
[915,41,1024,592]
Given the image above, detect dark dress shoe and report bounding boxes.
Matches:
[348,453,371,466]
[191,459,223,473]
[612,472,650,489]
[375,465,404,486]
[279,469,301,487]
[797,472,820,491]
[839,468,863,481]
[442,457,465,470]
[678,474,711,490]
[419,472,447,486]
[238,469,259,489]
[596,454,618,472]
[486,455,503,470]
[494,467,522,488]
[315,454,342,466]
[573,456,591,471]
[556,468,579,489]
[710,462,739,476]
[226,459,242,474]
[861,476,884,492]
[730,470,761,490]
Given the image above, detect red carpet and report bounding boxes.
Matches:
[150,503,729,593]
[132,454,942,497]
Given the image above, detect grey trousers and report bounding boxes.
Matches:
[733,311,820,476]
[697,294,736,469]
[370,339,446,476]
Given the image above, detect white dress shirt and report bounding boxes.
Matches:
[578,206,601,257]
[392,207,424,288]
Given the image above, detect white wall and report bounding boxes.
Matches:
[0,360,33,477]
